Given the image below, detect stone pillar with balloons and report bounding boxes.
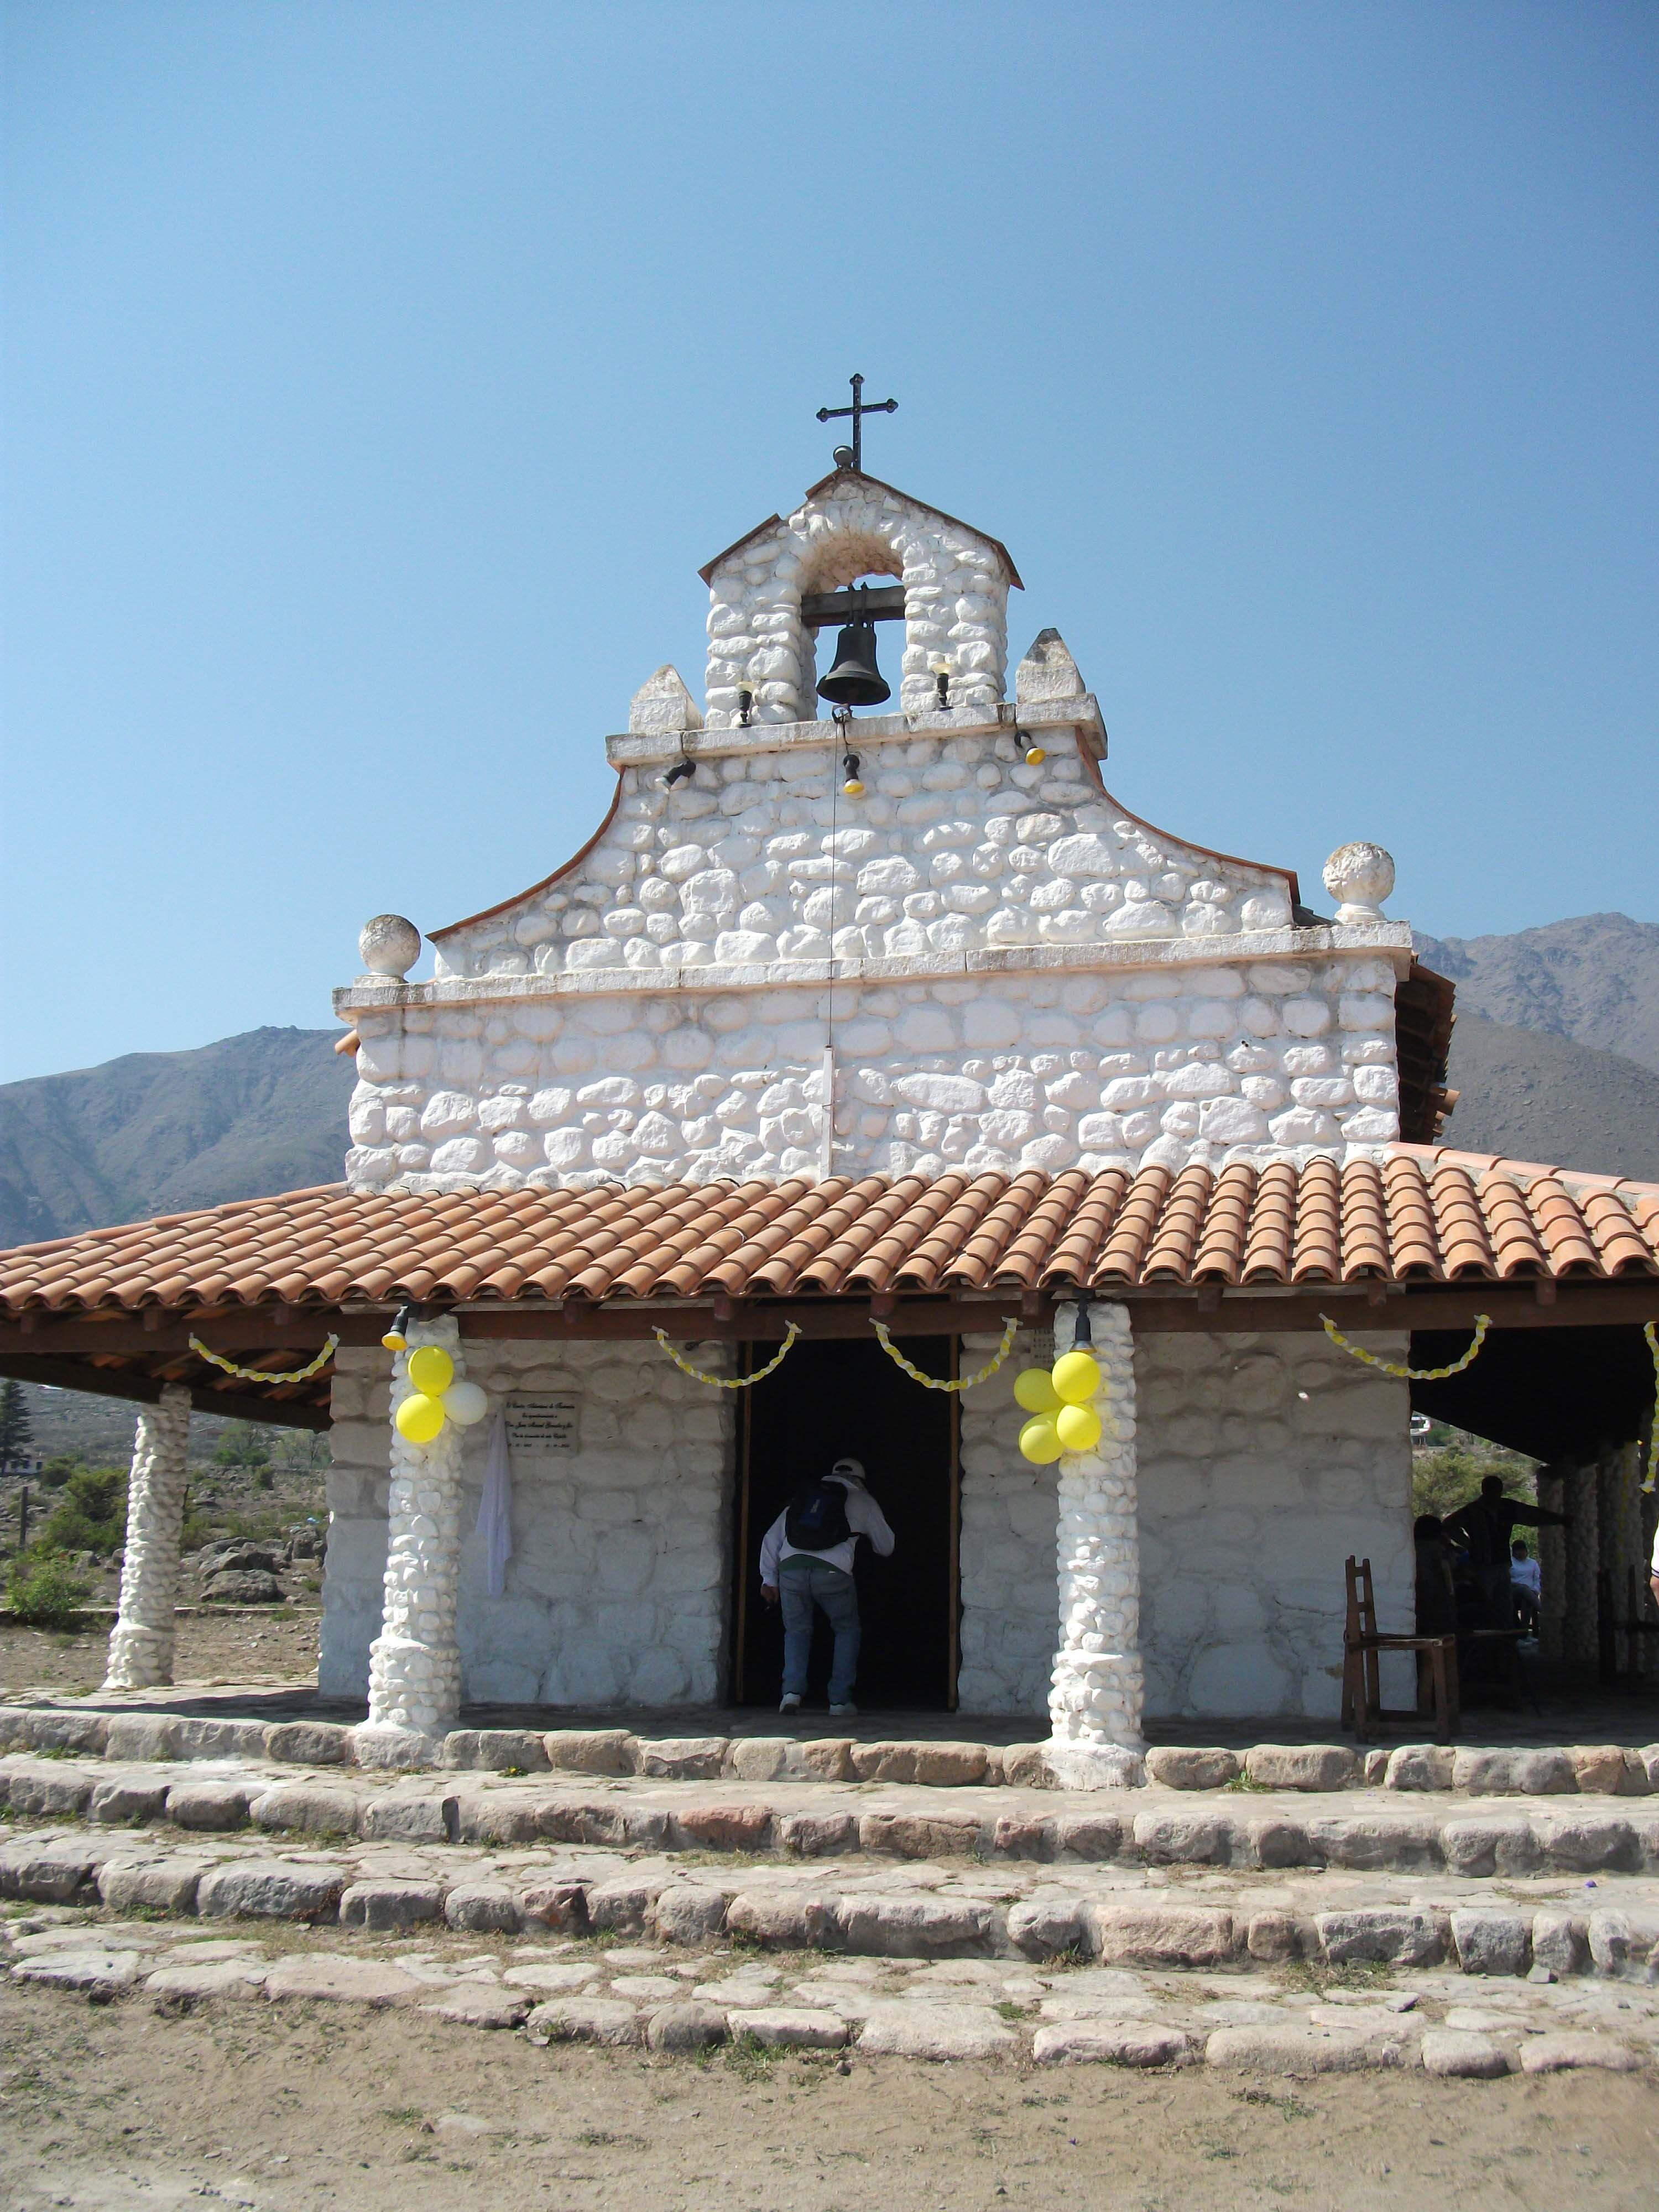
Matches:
[1013,1299,1145,1783]
[353,1311,489,1767]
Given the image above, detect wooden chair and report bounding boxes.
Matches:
[1340,1555,1459,1745]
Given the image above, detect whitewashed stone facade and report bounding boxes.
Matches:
[315,468,1421,1744]
[323,1319,1409,1726]
[337,471,1412,1198]
[1136,1329,1413,1718]
[322,1339,733,1714]
[954,1324,1411,1724]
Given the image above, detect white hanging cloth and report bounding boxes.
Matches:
[475,1410,513,1598]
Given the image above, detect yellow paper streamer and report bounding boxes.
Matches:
[1642,1320,1658,1495]
[188,1334,339,1385]
[1319,1312,1490,1382]
[870,1314,1020,1392]
[652,1323,800,1390]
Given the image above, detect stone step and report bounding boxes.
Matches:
[6,1814,1659,2000]
[7,1750,1659,1884]
[5,1703,1657,1798]
[7,1900,1656,2073]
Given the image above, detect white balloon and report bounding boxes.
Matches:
[441,1379,489,1426]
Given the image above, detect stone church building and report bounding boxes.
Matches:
[2,454,1655,1778]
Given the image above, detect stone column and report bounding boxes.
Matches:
[103,1385,191,1690]
[1536,1465,1567,1664]
[1046,1300,1145,1786]
[1563,1460,1599,1668]
[1601,1443,1645,1674]
[354,1315,468,1768]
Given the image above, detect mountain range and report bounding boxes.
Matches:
[1420,914,1659,1182]
[0,914,1656,1251]
[0,1027,354,1249]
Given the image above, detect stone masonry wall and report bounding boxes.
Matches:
[425,733,1297,990]
[957,1326,1060,1715]
[1135,1329,1412,1719]
[346,950,1402,1196]
[321,1342,733,1707]
[953,1323,1412,1724]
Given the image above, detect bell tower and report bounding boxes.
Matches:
[699,462,1021,726]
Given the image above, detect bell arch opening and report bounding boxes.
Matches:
[797,533,905,714]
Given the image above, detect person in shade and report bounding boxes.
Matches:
[759,1456,894,1718]
[1509,1538,1542,1634]
[1444,1475,1570,1630]
[1413,1512,1458,1637]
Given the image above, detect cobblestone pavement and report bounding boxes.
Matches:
[3,1912,1659,2212]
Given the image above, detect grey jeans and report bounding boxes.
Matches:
[779,1561,860,1704]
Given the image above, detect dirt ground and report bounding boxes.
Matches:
[0,1609,320,1697]
[1,1983,1655,2212]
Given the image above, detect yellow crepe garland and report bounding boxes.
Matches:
[1318,1312,1490,1381]
[188,1334,339,1385]
[869,1314,1019,1393]
[652,1323,800,1390]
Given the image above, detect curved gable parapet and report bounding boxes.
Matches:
[427,717,1300,984]
[701,471,1020,728]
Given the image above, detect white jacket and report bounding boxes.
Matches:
[759,1476,895,1584]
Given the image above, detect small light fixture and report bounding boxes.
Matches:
[737,686,754,727]
[664,753,697,787]
[842,750,864,797]
[1017,726,1046,765]
[1067,1297,1094,1348]
[382,1303,415,1352]
[931,660,951,710]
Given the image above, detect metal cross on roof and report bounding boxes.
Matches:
[816,373,897,473]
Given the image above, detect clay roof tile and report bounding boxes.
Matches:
[4,1151,1659,1318]
[1579,1190,1658,1277]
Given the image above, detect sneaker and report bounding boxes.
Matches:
[828,1702,858,1717]
[779,1693,802,1713]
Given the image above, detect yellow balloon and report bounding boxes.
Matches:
[395,1391,446,1444]
[1018,1415,1064,1465]
[1013,1366,1062,1415]
[406,1345,455,1397]
[1051,1350,1102,1405]
[1055,1402,1103,1453]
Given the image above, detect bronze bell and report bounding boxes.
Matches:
[817,616,891,709]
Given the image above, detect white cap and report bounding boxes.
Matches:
[830,1457,865,1484]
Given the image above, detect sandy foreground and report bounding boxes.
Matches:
[0,1612,321,1699]
[1,1979,1655,2212]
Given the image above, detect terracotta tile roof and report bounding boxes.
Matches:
[2,1148,1657,1317]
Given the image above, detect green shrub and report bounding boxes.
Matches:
[4,1551,93,1629]
[1412,1439,1537,1523]
[38,1467,126,1555]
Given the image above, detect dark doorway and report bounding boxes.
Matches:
[732,1335,958,1712]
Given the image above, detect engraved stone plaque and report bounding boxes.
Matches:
[503,1395,580,1461]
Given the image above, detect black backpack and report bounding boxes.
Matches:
[785,1478,852,1553]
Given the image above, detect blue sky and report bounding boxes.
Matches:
[3,2,1654,1084]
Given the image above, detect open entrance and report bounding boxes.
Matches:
[732,1335,958,1712]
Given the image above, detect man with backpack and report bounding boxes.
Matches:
[759,1456,895,1716]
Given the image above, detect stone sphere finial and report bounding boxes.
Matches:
[358,914,421,981]
[1322,842,1396,923]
